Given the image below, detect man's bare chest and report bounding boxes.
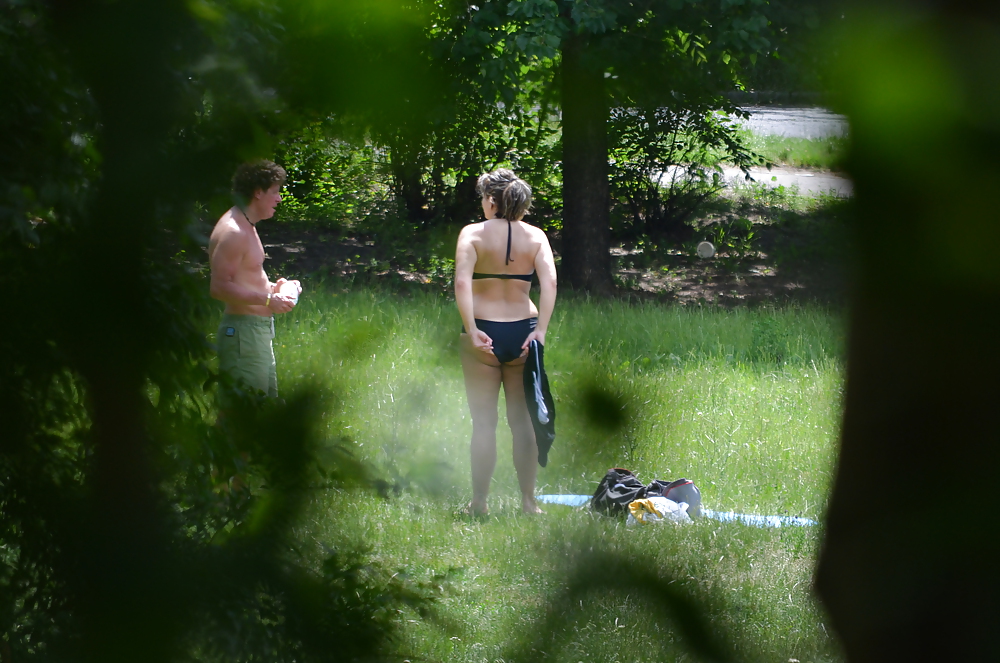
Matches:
[243,232,266,270]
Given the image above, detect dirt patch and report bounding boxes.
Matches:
[257,227,435,286]
[256,220,852,307]
[611,247,849,307]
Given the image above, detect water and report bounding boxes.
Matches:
[736,106,849,139]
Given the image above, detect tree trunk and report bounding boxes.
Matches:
[390,157,430,224]
[387,135,430,224]
[50,5,183,662]
[442,173,481,225]
[560,34,613,293]
[816,4,1000,661]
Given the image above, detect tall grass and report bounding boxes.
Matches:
[260,287,845,662]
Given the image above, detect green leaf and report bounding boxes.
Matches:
[186,0,224,24]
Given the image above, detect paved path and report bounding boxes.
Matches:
[722,165,853,197]
[732,106,852,196]
[657,107,855,197]
[659,163,854,197]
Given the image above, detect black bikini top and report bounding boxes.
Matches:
[473,272,533,281]
[472,219,534,282]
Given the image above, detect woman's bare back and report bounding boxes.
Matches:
[464,219,542,321]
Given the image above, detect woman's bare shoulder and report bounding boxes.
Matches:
[523,221,551,243]
[458,221,486,239]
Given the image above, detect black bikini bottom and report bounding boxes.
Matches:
[463,318,537,364]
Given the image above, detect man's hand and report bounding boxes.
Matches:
[275,277,303,296]
[267,292,297,313]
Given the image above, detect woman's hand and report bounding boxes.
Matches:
[470,329,495,355]
[522,329,546,351]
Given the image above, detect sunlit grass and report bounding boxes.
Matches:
[265,287,845,662]
[745,133,848,171]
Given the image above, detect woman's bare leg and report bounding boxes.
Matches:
[461,338,502,515]
[501,361,543,514]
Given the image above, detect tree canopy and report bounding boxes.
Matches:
[367,0,830,290]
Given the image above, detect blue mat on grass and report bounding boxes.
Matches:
[536,495,818,528]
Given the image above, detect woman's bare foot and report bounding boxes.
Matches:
[521,496,544,514]
[466,498,489,517]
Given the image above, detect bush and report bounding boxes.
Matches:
[609,105,762,247]
[275,123,393,230]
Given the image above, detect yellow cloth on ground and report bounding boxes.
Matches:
[626,497,692,525]
[628,498,664,524]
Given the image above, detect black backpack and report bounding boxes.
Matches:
[590,468,645,514]
[591,468,702,517]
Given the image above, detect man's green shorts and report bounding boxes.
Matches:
[217,314,277,401]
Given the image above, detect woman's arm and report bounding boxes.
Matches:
[454,226,478,332]
[525,229,557,348]
[455,227,493,352]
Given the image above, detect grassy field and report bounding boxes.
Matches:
[744,133,848,171]
[265,287,845,662]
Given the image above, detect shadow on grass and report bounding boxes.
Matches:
[505,545,734,663]
[252,188,854,309]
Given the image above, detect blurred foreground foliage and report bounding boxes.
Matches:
[0,1,443,661]
[816,3,1000,661]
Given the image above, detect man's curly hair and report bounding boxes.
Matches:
[232,160,287,202]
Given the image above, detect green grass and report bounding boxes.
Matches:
[745,133,848,171]
[263,287,845,662]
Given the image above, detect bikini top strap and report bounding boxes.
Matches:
[505,219,512,265]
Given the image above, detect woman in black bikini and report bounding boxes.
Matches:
[455,168,557,515]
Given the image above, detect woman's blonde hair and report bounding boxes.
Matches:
[476,168,532,221]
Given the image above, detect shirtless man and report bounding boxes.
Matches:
[209,160,302,402]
